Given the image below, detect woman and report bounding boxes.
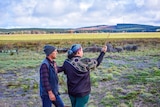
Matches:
[58,44,107,107]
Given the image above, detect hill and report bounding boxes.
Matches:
[0,23,160,34]
[75,24,160,33]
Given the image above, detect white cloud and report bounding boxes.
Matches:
[79,0,94,12]
[134,0,145,7]
[145,0,160,9]
[33,0,70,17]
[0,0,160,28]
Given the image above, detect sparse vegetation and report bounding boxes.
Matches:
[0,33,160,107]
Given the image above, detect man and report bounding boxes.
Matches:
[39,45,64,107]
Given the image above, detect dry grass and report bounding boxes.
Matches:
[0,32,160,41]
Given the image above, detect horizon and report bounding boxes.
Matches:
[0,23,159,29]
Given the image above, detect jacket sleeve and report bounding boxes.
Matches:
[57,66,64,73]
[57,62,66,73]
[96,52,105,67]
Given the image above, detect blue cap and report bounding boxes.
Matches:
[68,44,81,55]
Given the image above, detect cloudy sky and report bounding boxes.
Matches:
[0,0,160,28]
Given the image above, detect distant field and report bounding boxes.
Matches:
[0,32,160,41]
[0,32,160,48]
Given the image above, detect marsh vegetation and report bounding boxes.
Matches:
[0,33,160,107]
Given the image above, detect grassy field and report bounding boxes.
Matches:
[0,32,160,49]
[0,32,160,41]
[0,33,160,107]
[0,44,160,107]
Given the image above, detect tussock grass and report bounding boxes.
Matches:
[0,35,160,107]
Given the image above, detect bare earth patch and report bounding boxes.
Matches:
[0,49,160,107]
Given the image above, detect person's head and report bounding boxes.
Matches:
[43,45,58,59]
[67,44,83,59]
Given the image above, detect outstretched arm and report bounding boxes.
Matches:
[96,46,107,67]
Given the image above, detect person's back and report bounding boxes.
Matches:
[59,44,107,107]
[63,57,92,97]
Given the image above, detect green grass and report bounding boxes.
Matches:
[0,50,98,71]
[0,51,43,71]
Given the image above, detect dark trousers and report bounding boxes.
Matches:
[41,95,64,107]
